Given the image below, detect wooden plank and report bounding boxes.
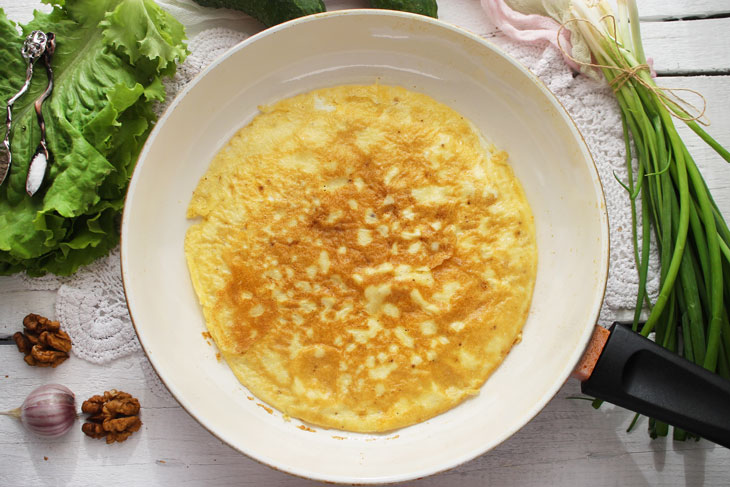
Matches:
[0,2,729,486]
[641,18,730,74]
[638,0,730,21]
[2,1,728,75]
[0,1,51,24]
[0,277,56,338]
[0,349,176,407]
[327,3,730,75]
[656,76,730,219]
[10,0,728,26]
[1,347,729,486]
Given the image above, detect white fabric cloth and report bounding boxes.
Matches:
[20,5,657,363]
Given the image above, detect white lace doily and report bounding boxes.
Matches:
[53,247,139,362]
[20,25,657,364]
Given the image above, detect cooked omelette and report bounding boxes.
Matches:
[184,84,537,432]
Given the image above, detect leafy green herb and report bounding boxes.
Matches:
[565,0,730,440]
[370,0,438,18]
[0,0,187,276]
[191,0,325,27]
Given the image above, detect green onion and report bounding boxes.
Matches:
[564,0,730,440]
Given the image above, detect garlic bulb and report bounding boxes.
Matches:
[1,384,76,437]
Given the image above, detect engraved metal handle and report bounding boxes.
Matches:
[0,31,50,187]
[26,33,56,196]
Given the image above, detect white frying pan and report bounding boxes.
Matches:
[120,10,730,484]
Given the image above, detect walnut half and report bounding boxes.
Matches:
[81,390,142,444]
[13,313,71,367]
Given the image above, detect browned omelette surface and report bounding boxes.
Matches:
[185,84,537,432]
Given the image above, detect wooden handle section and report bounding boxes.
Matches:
[570,325,610,381]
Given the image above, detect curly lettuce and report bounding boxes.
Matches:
[0,0,187,276]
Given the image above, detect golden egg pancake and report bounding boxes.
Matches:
[184,84,537,432]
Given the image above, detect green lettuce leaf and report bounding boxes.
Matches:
[0,0,187,275]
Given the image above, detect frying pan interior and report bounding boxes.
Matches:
[121,10,610,484]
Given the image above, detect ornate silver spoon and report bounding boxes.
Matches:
[26,32,56,196]
[0,30,49,187]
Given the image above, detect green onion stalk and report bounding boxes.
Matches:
[566,0,730,440]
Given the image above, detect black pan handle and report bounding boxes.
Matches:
[581,322,730,448]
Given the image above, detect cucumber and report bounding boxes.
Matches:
[192,0,326,27]
[369,0,438,18]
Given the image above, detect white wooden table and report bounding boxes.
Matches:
[2,1,729,485]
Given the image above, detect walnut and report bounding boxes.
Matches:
[81,390,142,444]
[12,332,32,354]
[13,313,71,367]
[81,422,106,439]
